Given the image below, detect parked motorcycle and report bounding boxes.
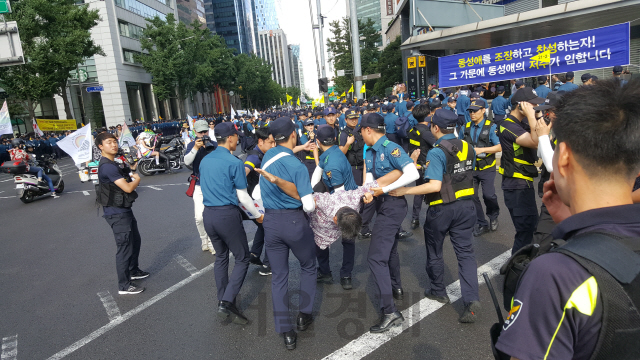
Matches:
[1,154,64,203]
[137,135,184,176]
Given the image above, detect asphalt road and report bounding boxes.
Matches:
[0,155,540,360]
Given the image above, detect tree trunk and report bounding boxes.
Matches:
[60,85,73,119]
[26,97,36,135]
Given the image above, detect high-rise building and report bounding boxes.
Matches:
[176,0,206,26]
[289,44,302,89]
[257,29,292,87]
[205,0,258,55]
[253,0,279,31]
[346,0,383,46]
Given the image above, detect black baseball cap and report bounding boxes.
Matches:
[497,85,505,92]
[431,109,458,129]
[304,119,314,126]
[429,99,442,110]
[467,98,487,110]
[214,122,238,139]
[565,71,575,80]
[613,65,623,74]
[470,92,480,99]
[345,109,359,118]
[537,76,547,83]
[360,113,386,130]
[581,73,592,83]
[534,91,565,111]
[270,117,296,141]
[406,100,415,110]
[511,87,546,105]
[447,96,456,103]
[316,125,336,145]
[515,80,525,88]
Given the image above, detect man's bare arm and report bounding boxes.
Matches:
[255,169,300,200]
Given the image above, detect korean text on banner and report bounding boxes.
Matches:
[57,124,93,165]
[438,23,630,88]
[36,119,78,131]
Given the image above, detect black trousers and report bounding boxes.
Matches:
[250,222,270,266]
[104,211,142,291]
[503,187,539,254]
[412,177,427,221]
[473,169,500,227]
[532,203,555,251]
[316,239,355,278]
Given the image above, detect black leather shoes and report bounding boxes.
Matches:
[296,312,314,331]
[393,287,404,300]
[360,232,371,239]
[396,230,413,239]
[424,289,451,304]
[473,225,489,237]
[490,218,499,231]
[249,253,263,266]
[370,311,404,333]
[217,300,249,324]
[340,277,353,290]
[410,219,420,229]
[283,330,297,350]
[317,272,332,284]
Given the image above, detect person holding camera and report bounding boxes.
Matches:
[184,120,218,254]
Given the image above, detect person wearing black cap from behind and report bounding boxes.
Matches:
[461,98,501,237]
[581,73,594,86]
[390,108,480,323]
[383,104,400,145]
[490,85,509,125]
[535,76,551,99]
[407,104,437,229]
[254,117,316,350]
[612,65,628,87]
[200,122,262,325]
[360,112,420,333]
[500,87,547,254]
[456,86,471,129]
[557,71,579,92]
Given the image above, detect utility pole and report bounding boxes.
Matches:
[349,0,362,103]
[312,0,328,106]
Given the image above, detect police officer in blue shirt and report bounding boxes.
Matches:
[535,76,551,99]
[312,125,359,290]
[383,104,400,145]
[444,97,457,114]
[406,101,417,128]
[200,122,262,325]
[324,107,340,138]
[255,117,316,350]
[338,105,347,130]
[361,113,420,333]
[456,86,471,128]
[314,111,326,126]
[460,99,502,236]
[557,71,579,92]
[391,109,481,323]
[395,97,408,118]
[490,86,509,125]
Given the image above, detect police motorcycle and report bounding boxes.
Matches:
[1,153,64,203]
[137,134,183,176]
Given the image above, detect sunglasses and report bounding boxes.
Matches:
[197,130,208,134]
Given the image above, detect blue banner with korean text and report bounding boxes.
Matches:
[438,23,630,88]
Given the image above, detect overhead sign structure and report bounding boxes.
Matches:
[0,0,11,14]
[438,23,630,88]
[86,86,104,93]
[0,20,24,67]
[354,73,381,81]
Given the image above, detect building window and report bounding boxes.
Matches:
[115,0,168,20]
[123,49,141,64]
[118,20,145,40]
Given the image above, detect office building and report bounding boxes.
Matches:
[346,0,383,46]
[206,0,258,55]
[258,29,292,87]
[289,44,304,90]
[253,0,279,31]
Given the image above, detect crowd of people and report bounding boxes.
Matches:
[88,67,640,357]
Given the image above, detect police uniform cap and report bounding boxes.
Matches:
[316,125,336,145]
[360,113,386,130]
[565,71,575,80]
[613,65,623,74]
[467,98,487,110]
[345,109,359,118]
[214,122,238,139]
[511,87,546,105]
[581,73,593,83]
[429,99,442,110]
[475,86,484,92]
[389,95,398,101]
[406,100,415,110]
[461,85,469,90]
[447,96,456,103]
[429,89,437,96]
[431,109,458,129]
[534,91,565,111]
[194,120,209,132]
[515,80,525,88]
[304,119,315,126]
[470,92,481,99]
[497,85,505,92]
[324,107,337,116]
[270,117,296,141]
[538,76,547,83]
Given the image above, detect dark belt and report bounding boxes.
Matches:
[378,194,405,202]
[264,207,303,214]
[204,205,238,210]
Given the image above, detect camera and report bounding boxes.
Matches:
[201,135,216,150]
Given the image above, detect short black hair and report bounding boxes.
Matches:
[336,207,362,240]
[255,126,271,141]
[412,104,430,123]
[554,78,640,179]
[275,131,294,145]
[95,132,117,146]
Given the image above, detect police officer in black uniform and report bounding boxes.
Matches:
[96,132,148,295]
[391,108,481,323]
[299,119,318,178]
[407,104,437,229]
[338,109,365,185]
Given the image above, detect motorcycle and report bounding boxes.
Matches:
[1,154,64,203]
[137,135,184,176]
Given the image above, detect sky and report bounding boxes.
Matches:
[274,0,347,99]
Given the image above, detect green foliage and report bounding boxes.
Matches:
[373,35,402,97]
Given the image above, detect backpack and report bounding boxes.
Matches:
[395,116,410,139]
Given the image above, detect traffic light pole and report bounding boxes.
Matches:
[349,0,362,103]
[316,0,328,106]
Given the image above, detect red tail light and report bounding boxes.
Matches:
[90,169,98,174]
[15,177,22,181]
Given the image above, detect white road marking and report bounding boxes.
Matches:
[1,334,18,360]
[174,255,198,276]
[0,178,13,182]
[82,191,90,196]
[46,262,215,360]
[323,250,512,360]
[97,291,121,322]
[0,196,15,199]
[147,186,163,191]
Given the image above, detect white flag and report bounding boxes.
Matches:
[230,105,236,119]
[118,122,136,148]
[187,115,195,132]
[57,124,93,165]
[0,100,12,136]
[254,109,259,118]
[33,120,44,136]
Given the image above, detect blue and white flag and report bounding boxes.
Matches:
[0,100,12,136]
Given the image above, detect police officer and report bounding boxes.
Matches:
[444,96,457,114]
[407,104,437,229]
[312,125,359,289]
[200,122,261,325]
[338,109,365,185]
[490,86,509,125]
[456,86,471,129]
[535,76,551,99]
[314,111,326,126]
[323,107,340,138]
[258,117,316,350]
[390,108,480,323]
[299,119,318,178]
[95,132,148,295]
[557,71,579,92]
[383,104,400,144]
[360,113,420,333]
[500,87,546,254]
[495,78,640,360]
[461,98,501,236]
[612,65,628,86]
[244,126,276,275]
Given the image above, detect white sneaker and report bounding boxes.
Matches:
[208,246,216,255]
[202,245,209,252]
[51,193,59,198]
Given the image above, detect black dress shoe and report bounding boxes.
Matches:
[490,218,499,231]
[317,272,333,284]
[217,300,249,324]
[360,232,371,239]
[424,289,451,304]
[370,311,404,333]
[396,230,413,239]
[410,219,420,229]
[473,225,489,237]
[393,287,404,300]
[340,277,353,290]
[296,312,314,331]
[249,253,263,266]
[283,330,297,350]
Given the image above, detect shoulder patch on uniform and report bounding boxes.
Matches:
[503,299,523,331]
[390,148,401,158]
[383,140,390,146]
[326,171,332,178]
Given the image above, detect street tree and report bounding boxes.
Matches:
[373,35,402,97]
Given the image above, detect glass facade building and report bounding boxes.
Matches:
[206,0,258,55]
[253,0,279,31]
